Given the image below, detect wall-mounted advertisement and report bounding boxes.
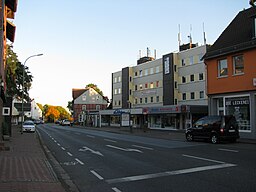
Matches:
[225,96,250,131]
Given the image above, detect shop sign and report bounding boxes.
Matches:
[148,106,182,114]
[113,109,126,115]
[225,97,249,106]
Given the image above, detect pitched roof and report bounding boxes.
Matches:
[72,88,89,100]
[204,6,256,59]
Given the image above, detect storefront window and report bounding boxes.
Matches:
[110,116,120,125]
[225,96,251,131]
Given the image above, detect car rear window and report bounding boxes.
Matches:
[24,122,34,125]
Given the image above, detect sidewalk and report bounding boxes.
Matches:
[0,125,67,192]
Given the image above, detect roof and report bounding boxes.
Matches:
[204,6,256,60]
[72,88,89,100]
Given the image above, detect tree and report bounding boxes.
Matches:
[86,83,103,96]
[6,44,33,101]
[45,106,60,122]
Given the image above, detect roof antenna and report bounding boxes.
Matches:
[203,22,206,45]
[178,24,181,47]
[188,24,192,48]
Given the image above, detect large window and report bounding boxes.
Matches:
[233,55,244,75]
[225,96,250,131]
[218,59,228,77]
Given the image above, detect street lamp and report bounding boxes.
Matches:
[21,54,43,134]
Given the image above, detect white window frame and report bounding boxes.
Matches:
[218,59,228,77]
[233,55,244,75]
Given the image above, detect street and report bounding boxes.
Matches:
[37,124,256,192]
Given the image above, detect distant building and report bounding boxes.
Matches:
[72,87,108,126]
[30,100,43,120]
[100,44,209,129]
[203,6,256,139]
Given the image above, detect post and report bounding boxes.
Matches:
[21,54,43,134]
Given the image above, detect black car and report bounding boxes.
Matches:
[185,115,240,144]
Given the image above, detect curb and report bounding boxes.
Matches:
[36,130,80,192]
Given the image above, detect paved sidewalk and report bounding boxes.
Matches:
[0,125,67,192]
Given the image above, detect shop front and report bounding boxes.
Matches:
[144,105,207,130]
[209,92,256,139]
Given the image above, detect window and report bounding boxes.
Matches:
[174,99,178,105]
[190,56,193,65]
[233,55,244,75]
[118,100,121,106]
[182,76,186,83]
[135,98,138,104]
[145,69,148,76]
[191,92,195,100]
[114,89,117,95]
[174,81,177,89]
[181,59,185,66]
[156,81,159,87]
[174,65,177,72]
[129,89,132,95]
[96,96,99,100]
[156,66,160,73]
[150,68,154,74]
[82,95,86,101]
[114,77,117,83]
[218,59,228,77]
[145,97,148,103]
[190,74,194,82]
[118,76,121,82]
[129,76,132,82]
[156,96,159,102]
[96,105,100,110]
[199,91,204,99]
[118,88,121,94]
[139,84,143,90]
[135,71,138,76]
[139,70,143,77]
[150,82,154,88]
[145,83,148,89]
[199,73,204,80]
[140,98,142,104]
[182,93,186,100]
[135,85,138,91]
[151,97,154,103]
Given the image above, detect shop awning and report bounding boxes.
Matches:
[7,20,16,42]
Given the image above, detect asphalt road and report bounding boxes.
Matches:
[37,124,256,192]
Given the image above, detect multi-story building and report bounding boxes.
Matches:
[203,6,256,139]
[100,44,209,130]
[72,87,108,126]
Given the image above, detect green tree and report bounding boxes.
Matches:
[86,83,103,96]
[6,44,33,101]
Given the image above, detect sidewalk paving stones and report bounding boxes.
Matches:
[0,125,66,192]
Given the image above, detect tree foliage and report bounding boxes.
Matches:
[41,104,71,122]
[86,83,103,96]
[6,44,33,101]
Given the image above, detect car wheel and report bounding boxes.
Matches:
[211,134,218,144]
[186,133,193,142]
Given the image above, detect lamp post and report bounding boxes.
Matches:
[127,100,133,133]
[21,54,43,134]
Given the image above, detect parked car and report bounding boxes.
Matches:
[61,119,71,126]
[55,119,62,124]
[33,119,41,125]
[185,115,240,144]
[22,120,36,133]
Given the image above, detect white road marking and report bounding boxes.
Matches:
[106,163,236,184]
[112,187,122,192]
[67,152,73,157]
[106,145,143,153]
[86,135,95,138]
[182,154,225,164]
[132,144,153,150]
[90,170,104,180]
[57,143,61,146]
[104,139,117,143]
[75,158,84,165]
[218,148,239,153]
[61,147,66,151]
[79,146,104,156]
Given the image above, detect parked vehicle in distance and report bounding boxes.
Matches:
[61,119,72,126]
[185,115,240,144]
[22,120,36,133]
[33,119,41,125]
[55,119,62,124]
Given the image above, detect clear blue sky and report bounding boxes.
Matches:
[12,0,250,108]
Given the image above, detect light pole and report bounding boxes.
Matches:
[21,54,43,134]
